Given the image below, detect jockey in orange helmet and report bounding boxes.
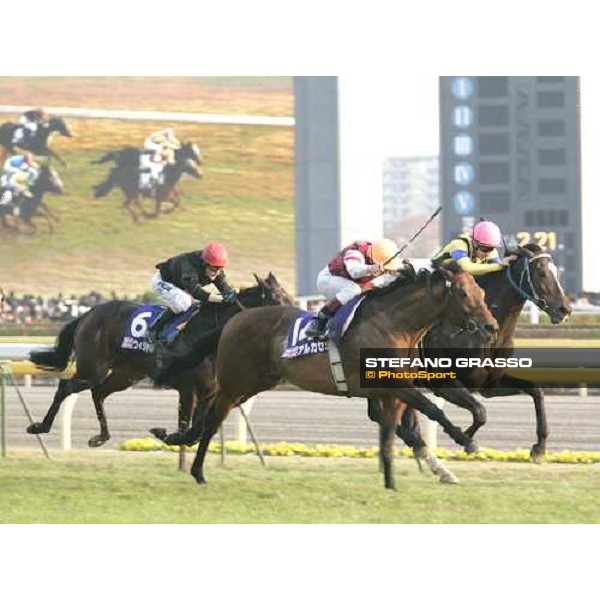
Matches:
[305,238,408,338]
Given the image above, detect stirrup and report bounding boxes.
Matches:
[305,317,328,339]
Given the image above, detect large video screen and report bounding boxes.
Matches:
[0,77,294,301]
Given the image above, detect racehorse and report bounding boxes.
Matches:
[0,117,73,166]
[92,142,203,222]
[28,274,292,458]
[0,165,64,234]
[367,244,572,461]
[162,264,499,490]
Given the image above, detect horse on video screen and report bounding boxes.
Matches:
[92,142,203,222]
[0,165,64,235]
[0,117,73,166]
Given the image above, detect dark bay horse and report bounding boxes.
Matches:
[0,165,64,234]
[165,264,499,490]
[92,143,203,222]
[28,274,293,453]
[0,117,73,166]
[368,244,572,461]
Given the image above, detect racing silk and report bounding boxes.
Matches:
[2,156,39,192]
[4,155,36,173]
[146,130,181,149]
[155,250,234,302]
[328,241,379,285]
[21,110,46,125]
[433,233,502,276]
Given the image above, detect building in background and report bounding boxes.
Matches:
[440,76,582,293]
[383,156,440,257]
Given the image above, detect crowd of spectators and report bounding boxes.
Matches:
[0,291,148,325]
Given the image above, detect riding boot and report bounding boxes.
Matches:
[147,308,175,343]
[305,298,342,339]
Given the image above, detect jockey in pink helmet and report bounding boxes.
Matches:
[433,219,512,276]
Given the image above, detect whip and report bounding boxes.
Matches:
[383,206,443,267]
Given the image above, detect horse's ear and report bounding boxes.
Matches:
[267,271,277,284]
[254,273,266,286]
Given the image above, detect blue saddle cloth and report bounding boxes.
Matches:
[282,296,364,359]
[121,304,199,353]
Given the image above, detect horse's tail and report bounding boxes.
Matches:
[29,314,86,371]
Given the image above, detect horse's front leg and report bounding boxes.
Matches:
[379,398,401,491]
[480,374,547,462]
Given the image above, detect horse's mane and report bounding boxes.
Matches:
[366,262,462,298]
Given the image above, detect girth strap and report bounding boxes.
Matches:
[327,340,348,393]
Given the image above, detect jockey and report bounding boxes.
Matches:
[14,108,50,145]
[143,128,182,185]
[304,238,406,339]
[432,219,510,275]
[1,153,40,200]
[147,242,238,342]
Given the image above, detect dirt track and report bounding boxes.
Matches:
[3,386,598,453]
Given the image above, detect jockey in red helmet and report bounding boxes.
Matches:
[148,242,237,342]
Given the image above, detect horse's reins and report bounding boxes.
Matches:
[505,252,554,311]
[443,272,495,339]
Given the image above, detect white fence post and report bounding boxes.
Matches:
[236,397,255,444]
[60,394,79,451]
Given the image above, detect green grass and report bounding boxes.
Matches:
[1,451,598,523]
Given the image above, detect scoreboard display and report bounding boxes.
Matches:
[440,76,582,293]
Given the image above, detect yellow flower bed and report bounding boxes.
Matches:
[118,438,600,464]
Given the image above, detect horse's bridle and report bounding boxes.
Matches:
[443,272,495,339]
[233,284,271,312]
[505,252,554,311]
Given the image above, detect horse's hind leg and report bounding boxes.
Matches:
[27,377,90,435]
[88,370,138,447]
[190,392,239,485]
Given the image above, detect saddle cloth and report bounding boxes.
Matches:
[120,304,198,354]
[281,296,364,359]
[139,153,165,191]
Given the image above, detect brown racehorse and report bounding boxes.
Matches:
[28,274,293,459]
[368,244,572,461]
[166,263,498,490]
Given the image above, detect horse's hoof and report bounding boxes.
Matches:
[149,427,167,441]
[465,442,479,454]
[88,436,109,448]
[164,433,184,446]
[385,484,398,492]
[192,473,207,485]
[439,473,460,484]
[530,446,545,464]
[27,423,46,435]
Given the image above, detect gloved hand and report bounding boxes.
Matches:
[368,263,386,277]
[222,292,238,305]
[502,255,518,267]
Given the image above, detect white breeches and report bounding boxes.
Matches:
[150,271,194,313]
[317,268,362,304]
